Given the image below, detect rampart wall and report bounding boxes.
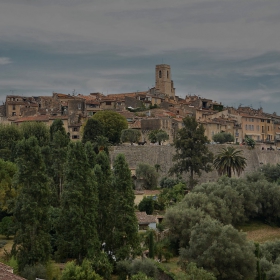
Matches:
[110,145,280,184]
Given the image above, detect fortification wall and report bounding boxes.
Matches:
[110,145,280,184]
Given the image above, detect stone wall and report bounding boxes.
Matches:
[110,145,280,184]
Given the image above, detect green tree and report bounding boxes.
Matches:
[121,129,141,145]
[12,137,51,271]
[56,142,99,262]
[110,154,140,260]
[0,159,17,211]
[19,122,50,147]
[213,146,247,178]
[148,230,155,259]
[0,124,22,161]
[82,118,104,144]
[181,218,256,279]
[84,141,97,169]
[260,163,280,183]
[50,119,68,142]
[245,135,256,149]
[94,152,113,248]
[169,116,213,189]
[136,163,159,190]
[176,262,216,280]
[212,132,234,144]
[138,196,154,215]
[0,216,14,239]
[148,129,169,145]
[93,111,128,144]
[61,259,102,280]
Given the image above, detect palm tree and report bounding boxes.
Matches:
[213,146,247,178]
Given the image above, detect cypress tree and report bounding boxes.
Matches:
[94,152,113,248]
[110,154,139,260]
[56,142,99,262]
[12,137,51,271]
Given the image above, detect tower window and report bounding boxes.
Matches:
[167,71,169,78]
[159,70,162,78]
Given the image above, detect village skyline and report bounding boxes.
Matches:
[1,1,280,114]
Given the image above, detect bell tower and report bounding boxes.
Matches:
[155,64,175,97]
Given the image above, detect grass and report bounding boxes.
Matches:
[0,234,13,260]
[237,221,280,243]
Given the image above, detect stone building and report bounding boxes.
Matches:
[155,64,176,98]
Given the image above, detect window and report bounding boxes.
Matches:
[257,125,259,131]
[245,124,248,130]
[73,127,79,132]
[72,135,79,139]
[159,70,162,78]
[167,71,169,78]
[268,126,269,131]
[12,105,16,110]
[12,112,16,116]
[105,101,111,105]
[267,120,270,123]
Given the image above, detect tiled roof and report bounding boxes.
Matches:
[135,212,157,225]
[0,262,26,280]
[129,120,141,129]
[13,115,49,123]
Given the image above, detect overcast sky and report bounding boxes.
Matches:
[1,0,280,114]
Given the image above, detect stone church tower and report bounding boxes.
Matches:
[155,64,175,98]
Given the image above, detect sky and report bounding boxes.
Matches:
[1,0,280,114]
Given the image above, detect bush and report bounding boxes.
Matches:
[21,263,47,280]
[212,132,234,144]
[129,259,158,278]
[138,197,154,214]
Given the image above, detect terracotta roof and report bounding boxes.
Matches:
[135,212,157,225]
[0,262,26,280]
[13,115,49,123]
[129,120,141,129]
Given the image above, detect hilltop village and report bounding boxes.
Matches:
[0,64,280,148]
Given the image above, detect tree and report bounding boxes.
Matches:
[169,116,213,189]
[19,122,50,147]
[82,118,104,144]
[93,111,128,144]
[0,124,22,161]
[212,132,234,144]
[138,196,154,214]
[136,163,159,190]
[12,137,51,271]
[176,262,216,280]
[180,217,256,279]
[0,216,14,239]
[50,119,68,142]
[148,230,155,259]
[213,146,247,178]
[94,152,113,249]
[0,159,17,211]
[148,129,169,145]
[61,259,102,280]
[121,129,141,145]
[245,135,256,149]
[260,163,280,183]
[56,142,99,262]
[110,154,140,260]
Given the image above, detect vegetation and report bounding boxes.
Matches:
[212,132,234,143]
[136,163,159,189]
[170,116,213,188]
[213,146,247,177]
[245,135,256,148]
[148,129,169,145]
[1,120,280,279]
[121,129,141,145]
[92,111,128,144]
